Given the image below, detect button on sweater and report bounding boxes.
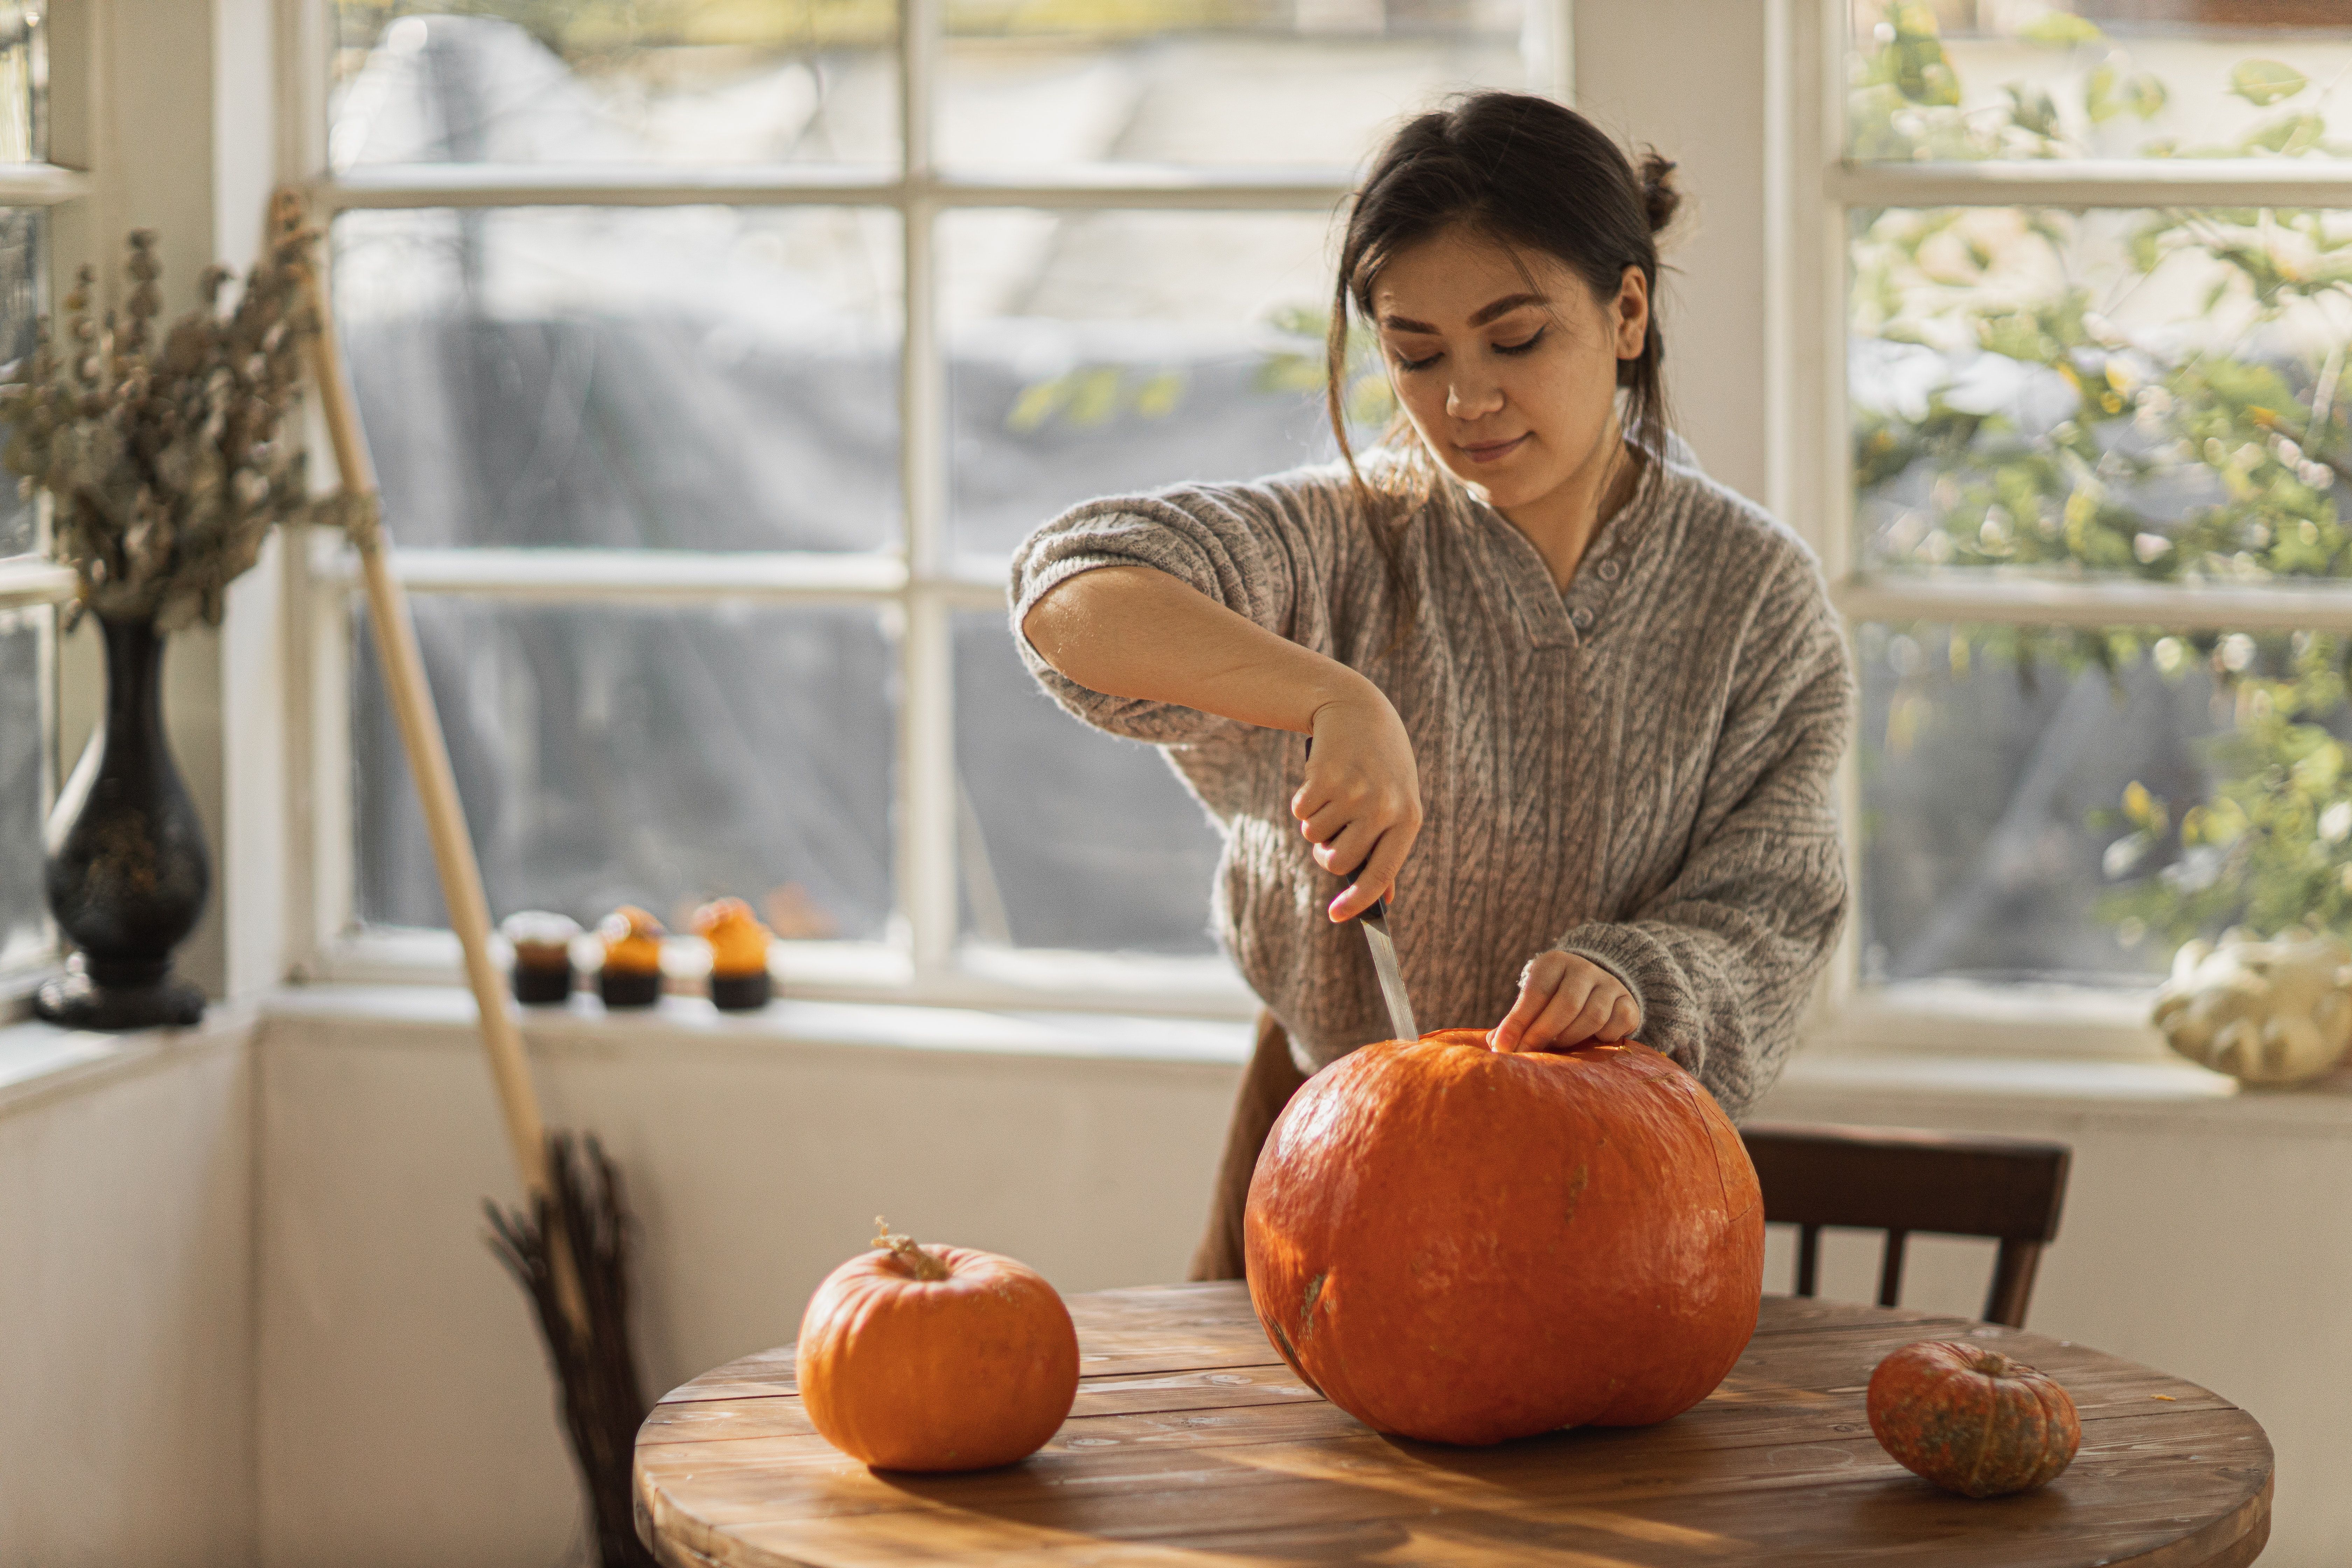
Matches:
[1008,451,1853,1120]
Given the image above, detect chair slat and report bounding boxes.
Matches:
[1743,1121,2072,1329]
[1984,1239,2044,1330]
[1876,1230,1907,1309]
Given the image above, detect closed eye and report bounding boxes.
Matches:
[1390,327,1546,373]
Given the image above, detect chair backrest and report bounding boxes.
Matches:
[1738,1121,2071,1329]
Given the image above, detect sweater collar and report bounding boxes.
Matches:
[1447,459,1670,652]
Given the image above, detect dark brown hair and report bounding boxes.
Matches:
[1326,91,1681,615]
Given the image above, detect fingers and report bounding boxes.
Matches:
[1295,799,1351,846]
[1489,952,1570,1052]
[1551,986,1620,1050]
[1309,819,1378,880]
[1516,975,1601,1054]
[1329,821,1416,921]
[1293,693,1423,922]
[1490,954,1642,1052]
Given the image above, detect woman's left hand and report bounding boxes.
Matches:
[1489,952,1642,1053]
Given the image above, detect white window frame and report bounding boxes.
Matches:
[288,0,1576,1020]
[0,2,103,1015]
[1772,0,2352,1059]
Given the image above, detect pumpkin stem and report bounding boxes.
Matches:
[1969,1350,2016,1378]
[871,1214,952,1282]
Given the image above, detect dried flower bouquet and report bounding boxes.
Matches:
[0,219,318,630]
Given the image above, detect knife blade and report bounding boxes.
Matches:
[1354,884,1419,1043]
[1304,737,1419,1041]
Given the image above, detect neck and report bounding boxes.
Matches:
[1496,420,1642,592]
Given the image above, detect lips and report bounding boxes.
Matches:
[1457,434,1527,464]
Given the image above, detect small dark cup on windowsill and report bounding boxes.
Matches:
[502,911,579,1005]
[694,897,774,1011]
[596,905,666,1009]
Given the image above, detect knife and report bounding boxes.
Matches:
[1305,737,1420,1042]
[1351,873,1420,1043]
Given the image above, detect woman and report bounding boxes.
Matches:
[1010,91,1853,1280]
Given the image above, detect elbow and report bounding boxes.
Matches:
[1020,566,1150,676]
[1020,591,1073,673]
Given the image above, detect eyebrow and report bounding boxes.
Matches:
[1379,293,1550,334]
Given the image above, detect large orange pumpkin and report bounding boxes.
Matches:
[795,1222,1079,1471]
[1244,1030,1763,1445]
[1867,1340,2080,1497]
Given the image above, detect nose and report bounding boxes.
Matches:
[1445,371,1504,421]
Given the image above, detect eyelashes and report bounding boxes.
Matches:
[1390,328,1548,374]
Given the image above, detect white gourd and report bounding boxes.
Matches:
[2150,928,2352,1086]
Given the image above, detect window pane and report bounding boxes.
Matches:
[945,209,1345,566]
[334,206,900,551]
[944,0,1528,169]
[0,605,49,973]
[353,598,895,941]
[331,3,894,167]
[0,4,43,163]
[954,611,1222,954]
[1852,205,2352,581]
[1846,1,2352,162]
[0,208,41,558]
[1858,621,2352,987]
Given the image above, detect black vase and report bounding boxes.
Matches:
[34,616,209,1030]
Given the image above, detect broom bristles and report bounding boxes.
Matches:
[486,1132,658,1568]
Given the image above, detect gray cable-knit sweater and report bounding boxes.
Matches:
[1007,450,1853,1121]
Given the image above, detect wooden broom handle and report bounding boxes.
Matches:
[277,187,586,1329]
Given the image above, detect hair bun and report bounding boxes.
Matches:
[1638,150,1680,235]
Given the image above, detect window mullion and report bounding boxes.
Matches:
[1835,576,2352,636]
[1830,159,2352,212]
[897,0,958,978]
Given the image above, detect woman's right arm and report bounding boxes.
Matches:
[1022,565,1420,922]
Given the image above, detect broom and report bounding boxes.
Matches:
[278,186,658,1568]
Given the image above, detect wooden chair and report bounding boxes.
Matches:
[1738,1122,2072,1329]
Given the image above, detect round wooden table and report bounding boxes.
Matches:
[634,1282,2272,1567]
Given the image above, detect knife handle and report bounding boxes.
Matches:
[1304,736,1388,921]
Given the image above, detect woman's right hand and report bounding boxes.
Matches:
[1294,686,1422,922]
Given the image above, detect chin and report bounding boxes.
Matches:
[1448,468,1555,512]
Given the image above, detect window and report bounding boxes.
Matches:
[310,0,1565,1009]
[0,5,82,1009]
[1795,1,2352,1032]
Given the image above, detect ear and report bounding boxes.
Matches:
[1614,265,1649,360]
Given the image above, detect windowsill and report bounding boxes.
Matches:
[259,984,1256,1067]
[1763,1045,2352,1136]
[0,1005,254,1118]
[303,930,1263,1022]
[14,981,2352,1138]
[1812,978,2168,1063]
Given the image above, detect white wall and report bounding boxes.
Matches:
[1575,0,1770,506]
[252,997,1247,1568]
[1755,1062,2352,1568]
[0,1022,256,1568]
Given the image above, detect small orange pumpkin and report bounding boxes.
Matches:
[795,1220,1079,1471]
[1867,1340,2081,1498]
[1245,1030,1764,1445]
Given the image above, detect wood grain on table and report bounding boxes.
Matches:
[634,1283,2272,1568]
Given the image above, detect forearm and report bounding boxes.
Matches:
[1021,565,1371,734]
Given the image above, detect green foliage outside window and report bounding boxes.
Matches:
[1852,4,2352,955]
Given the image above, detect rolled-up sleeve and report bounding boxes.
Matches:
[1550,556,1854,1121]
[1008,480,1332,745]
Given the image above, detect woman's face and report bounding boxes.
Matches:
[1369,224,1648,516]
